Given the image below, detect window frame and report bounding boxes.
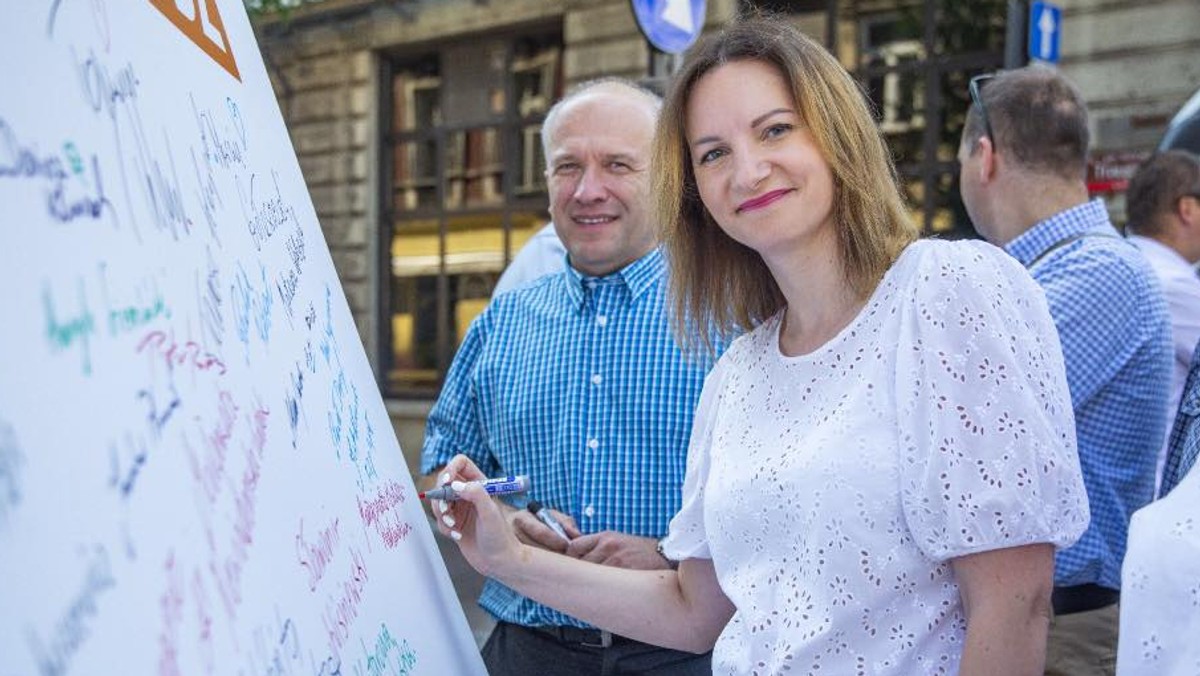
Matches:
[377,29,563,399]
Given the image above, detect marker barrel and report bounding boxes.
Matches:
[421,475,530,501]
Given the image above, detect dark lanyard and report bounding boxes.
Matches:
[1026,231,1122,270]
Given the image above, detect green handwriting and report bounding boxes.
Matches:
[43,282,95,376]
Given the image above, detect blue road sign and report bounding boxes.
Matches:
[630,0,706,54]
[1028,1,1062,64]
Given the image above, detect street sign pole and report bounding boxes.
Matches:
[1004,0,1028,69]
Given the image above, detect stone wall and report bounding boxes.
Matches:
[260,26,377,367]
[1055,0,1200,218]
[1061,0,1200,154]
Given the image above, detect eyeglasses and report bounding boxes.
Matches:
[969,73,997,144]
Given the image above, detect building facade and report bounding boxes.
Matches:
[253,0,1200,474]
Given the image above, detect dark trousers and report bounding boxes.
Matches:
[1045,602,1119,676]
[481,621,713,676]
[1045,584,1120,675]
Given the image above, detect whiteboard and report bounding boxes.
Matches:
[0,2,485,675]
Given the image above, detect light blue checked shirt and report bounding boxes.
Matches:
[421,248,718,628]
[1160,339,1200,498]
[1005,199,1172,590]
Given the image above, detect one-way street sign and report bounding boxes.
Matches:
[631,0,706,54]
[1029,1,1062,64]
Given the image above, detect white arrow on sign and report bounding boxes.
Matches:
[661,0,695,34]
[1038,7,1057,60]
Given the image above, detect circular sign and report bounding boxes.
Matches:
[630,0,707,54]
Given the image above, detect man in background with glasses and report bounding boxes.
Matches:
[1125,150,1200,493]
[957,65,1172,675]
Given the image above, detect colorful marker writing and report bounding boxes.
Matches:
[418,475,530,501]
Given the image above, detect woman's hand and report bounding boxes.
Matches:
[432,455,735,652]
[431,454,525,578]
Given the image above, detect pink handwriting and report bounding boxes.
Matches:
[138,329,227,376]
[191,570,215,674]
[379,521,413,549]
[210,406,269,621]
[357,481,406,527]
[321,546,369,658]
[186,390,238,504]
[296,517,341,592]
[157,552,184,676]
[357,481,413,549]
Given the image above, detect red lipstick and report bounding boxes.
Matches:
[737,189,792,213]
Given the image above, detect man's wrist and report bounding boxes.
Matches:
[655,538,679,570]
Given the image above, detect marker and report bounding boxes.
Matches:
[418,475,530,501]
[527,500,571,542]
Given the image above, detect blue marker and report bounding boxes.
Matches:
[419,475,530,501]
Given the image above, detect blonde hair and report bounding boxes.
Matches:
[655,16,918,351]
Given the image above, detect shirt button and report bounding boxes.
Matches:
[587,438,599,450]
[596,315,608,327]
[583,505,596,518]
[591,374,603,385]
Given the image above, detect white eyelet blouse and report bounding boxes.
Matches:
[663,239,1089,675]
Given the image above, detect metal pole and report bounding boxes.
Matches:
[1004,0,1028,69]
[826,0,838,53]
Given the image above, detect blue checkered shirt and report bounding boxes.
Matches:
[421,249,718,628]
[1160,339,1200,498]
[1005,199,1172,590]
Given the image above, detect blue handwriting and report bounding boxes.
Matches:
[27,545,115,676]
[0,419,25,522]
[0,118,116,226]
[231,262,274,361]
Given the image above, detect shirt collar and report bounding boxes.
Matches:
[1005,199,1116,268]
[1128,234,1197,278]
[563,248,665,311]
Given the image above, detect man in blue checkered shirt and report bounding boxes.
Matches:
[959,65,1173,675]
[1160,339,1200,498]
[421,79,717,675]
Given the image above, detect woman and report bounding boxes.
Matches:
[436,16,1088,675]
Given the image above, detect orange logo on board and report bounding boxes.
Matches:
[149,0,241,82]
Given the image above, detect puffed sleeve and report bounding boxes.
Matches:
[1118,468,1200,675]
[660,356,730,560]
[896,240,1089,561]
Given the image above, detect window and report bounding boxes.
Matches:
[380,32,562,398]
[853,1,1008,236]
[863,39,926,135]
